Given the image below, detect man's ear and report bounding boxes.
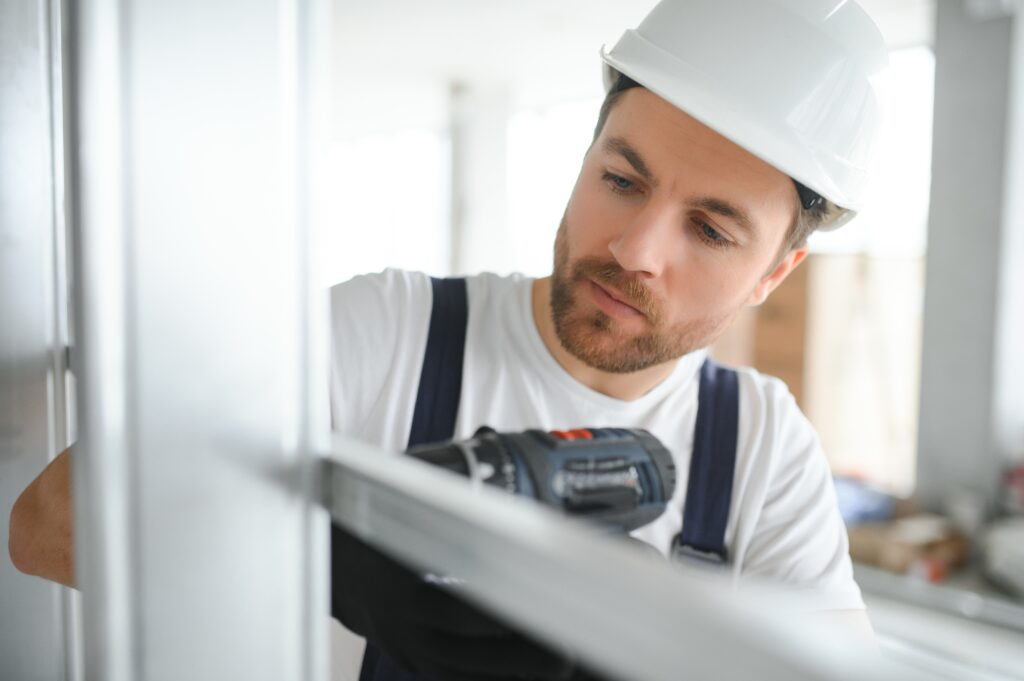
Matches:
[746,247,808,306]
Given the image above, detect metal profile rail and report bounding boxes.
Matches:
[323,435,930,681]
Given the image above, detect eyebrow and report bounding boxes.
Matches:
[603,135,758,237]
[603,137,657,187]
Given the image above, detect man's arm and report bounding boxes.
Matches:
[809,609,878,650]
[8,446,76,588]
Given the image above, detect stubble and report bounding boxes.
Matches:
[548,218,732,373]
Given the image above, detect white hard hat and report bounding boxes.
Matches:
[601,0,889,226]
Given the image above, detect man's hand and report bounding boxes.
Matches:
[8,446,76,588]
[331,525,602,681]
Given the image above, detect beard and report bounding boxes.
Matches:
[549,217,733,374]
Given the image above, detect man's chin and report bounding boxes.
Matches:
[557,325,669,374]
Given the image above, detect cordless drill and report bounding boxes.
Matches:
[407,426,676,533]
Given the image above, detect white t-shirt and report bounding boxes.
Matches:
[328,268,863,680]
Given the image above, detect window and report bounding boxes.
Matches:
[506,97,603,277]
[317,129,451,286]
[804,47,935,495]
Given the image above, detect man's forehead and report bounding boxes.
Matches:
[597,89,798,236]
[602,88,788,183]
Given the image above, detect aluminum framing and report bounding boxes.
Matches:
[324,436,929,681]
[66,0,327,679]
[0,0,77,677]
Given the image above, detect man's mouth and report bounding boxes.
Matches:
[587,279,646,319]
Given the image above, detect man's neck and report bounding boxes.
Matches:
[531,277,678,402]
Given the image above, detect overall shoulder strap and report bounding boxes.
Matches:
[407,277,469,447]
[672,357,740,564]
[359,276,468,681]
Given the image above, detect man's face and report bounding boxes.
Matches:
[551,88,802,373]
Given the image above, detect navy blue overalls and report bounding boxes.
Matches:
[345,277,740,681]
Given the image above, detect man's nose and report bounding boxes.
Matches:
[607,204,676,278]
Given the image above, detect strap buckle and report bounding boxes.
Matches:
[670,535,728,566]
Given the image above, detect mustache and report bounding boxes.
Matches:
[570,258,662,323]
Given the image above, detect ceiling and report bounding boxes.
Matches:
[332,0,935,84]
[330,0,936,126]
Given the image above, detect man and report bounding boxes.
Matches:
[11,0,887,678]
[328,1,887,678]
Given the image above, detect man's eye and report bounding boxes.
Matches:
[702,223,724,241]
[693,219,731,249]
[602,171,636,193]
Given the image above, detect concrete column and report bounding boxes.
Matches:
[993,6,1024,469]
[449,82,511,275]
[917,0,1024,510]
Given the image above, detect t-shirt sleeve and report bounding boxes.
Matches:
[328,269,431,438]
[738,381,865,612]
